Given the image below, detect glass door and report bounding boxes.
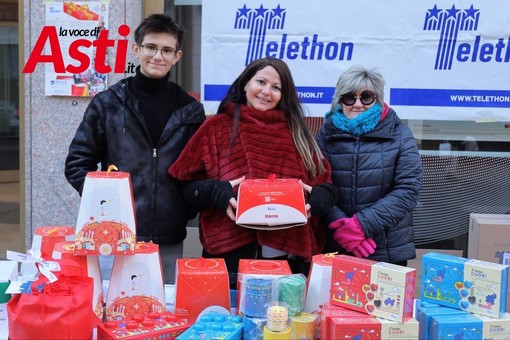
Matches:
[0,25,19,171]
[0,6,22,257]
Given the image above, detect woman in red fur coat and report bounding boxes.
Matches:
[169,57,336,287]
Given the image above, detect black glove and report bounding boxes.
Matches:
[308,183,338,217]
[183,179,234,214]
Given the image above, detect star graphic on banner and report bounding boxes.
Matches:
[237,4,249,18]
[102,229,109,236]
[427,5,440,18]
[133,303,140,310]
[272,5,285,18]
[255,5,267,18]
[447,5,459,18]
[464,5,479,19]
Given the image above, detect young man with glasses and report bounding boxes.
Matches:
[65,14,206,284]
[316,65,423,266]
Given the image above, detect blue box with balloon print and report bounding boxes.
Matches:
[421,252,509,319]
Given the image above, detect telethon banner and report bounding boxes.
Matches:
[201,0,510,121]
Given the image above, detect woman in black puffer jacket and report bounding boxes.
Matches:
[316,65,423,265]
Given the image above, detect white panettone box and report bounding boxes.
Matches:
[74,168,136,256]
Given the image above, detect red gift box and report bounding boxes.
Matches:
[329,316,420,340]
[330,316,382,340]
[31,226,74,259]
[330,255,416,323]
[320,303,367,340]
[236,178,306,229]
[174,258,231,324]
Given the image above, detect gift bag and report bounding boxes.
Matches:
[7,274,95,339]
[53,241,104,322]
[105,242,166,321]
[74,166,136,255]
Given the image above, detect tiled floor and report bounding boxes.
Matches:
[0,171,23,259]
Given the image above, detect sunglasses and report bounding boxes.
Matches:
[339,91,377,106]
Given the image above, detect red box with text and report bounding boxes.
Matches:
[236,178,306,229]
[330,255,416,323]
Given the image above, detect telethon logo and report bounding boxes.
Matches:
[22,24,131,74]
[425,4,510,70]
[234,4,353,66]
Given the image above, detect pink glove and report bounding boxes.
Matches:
[329,215,366,252]
[352,238,377,258]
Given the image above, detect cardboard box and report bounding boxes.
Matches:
[330,255,416,323]
[468,214,510,263]
[235,178,306,229]
[175,258,230,324]
[467,214,510,312]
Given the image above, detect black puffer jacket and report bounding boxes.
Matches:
[65,78,206,244]
[316,105,422,263]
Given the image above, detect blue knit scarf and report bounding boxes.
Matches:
[325,103,382,136]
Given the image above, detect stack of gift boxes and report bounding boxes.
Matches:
[307,253,420,339]
[416,252,510,339]
[4,170,510,339]
[304,251,510,339]
[169,250,509,339]
[5,169,191,339]
[72,169,171,328]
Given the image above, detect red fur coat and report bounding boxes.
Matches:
[169,103,331,261]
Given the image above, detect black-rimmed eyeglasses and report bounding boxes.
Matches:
[340,91,377,106]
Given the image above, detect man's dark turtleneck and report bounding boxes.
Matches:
[129,65,175,146]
